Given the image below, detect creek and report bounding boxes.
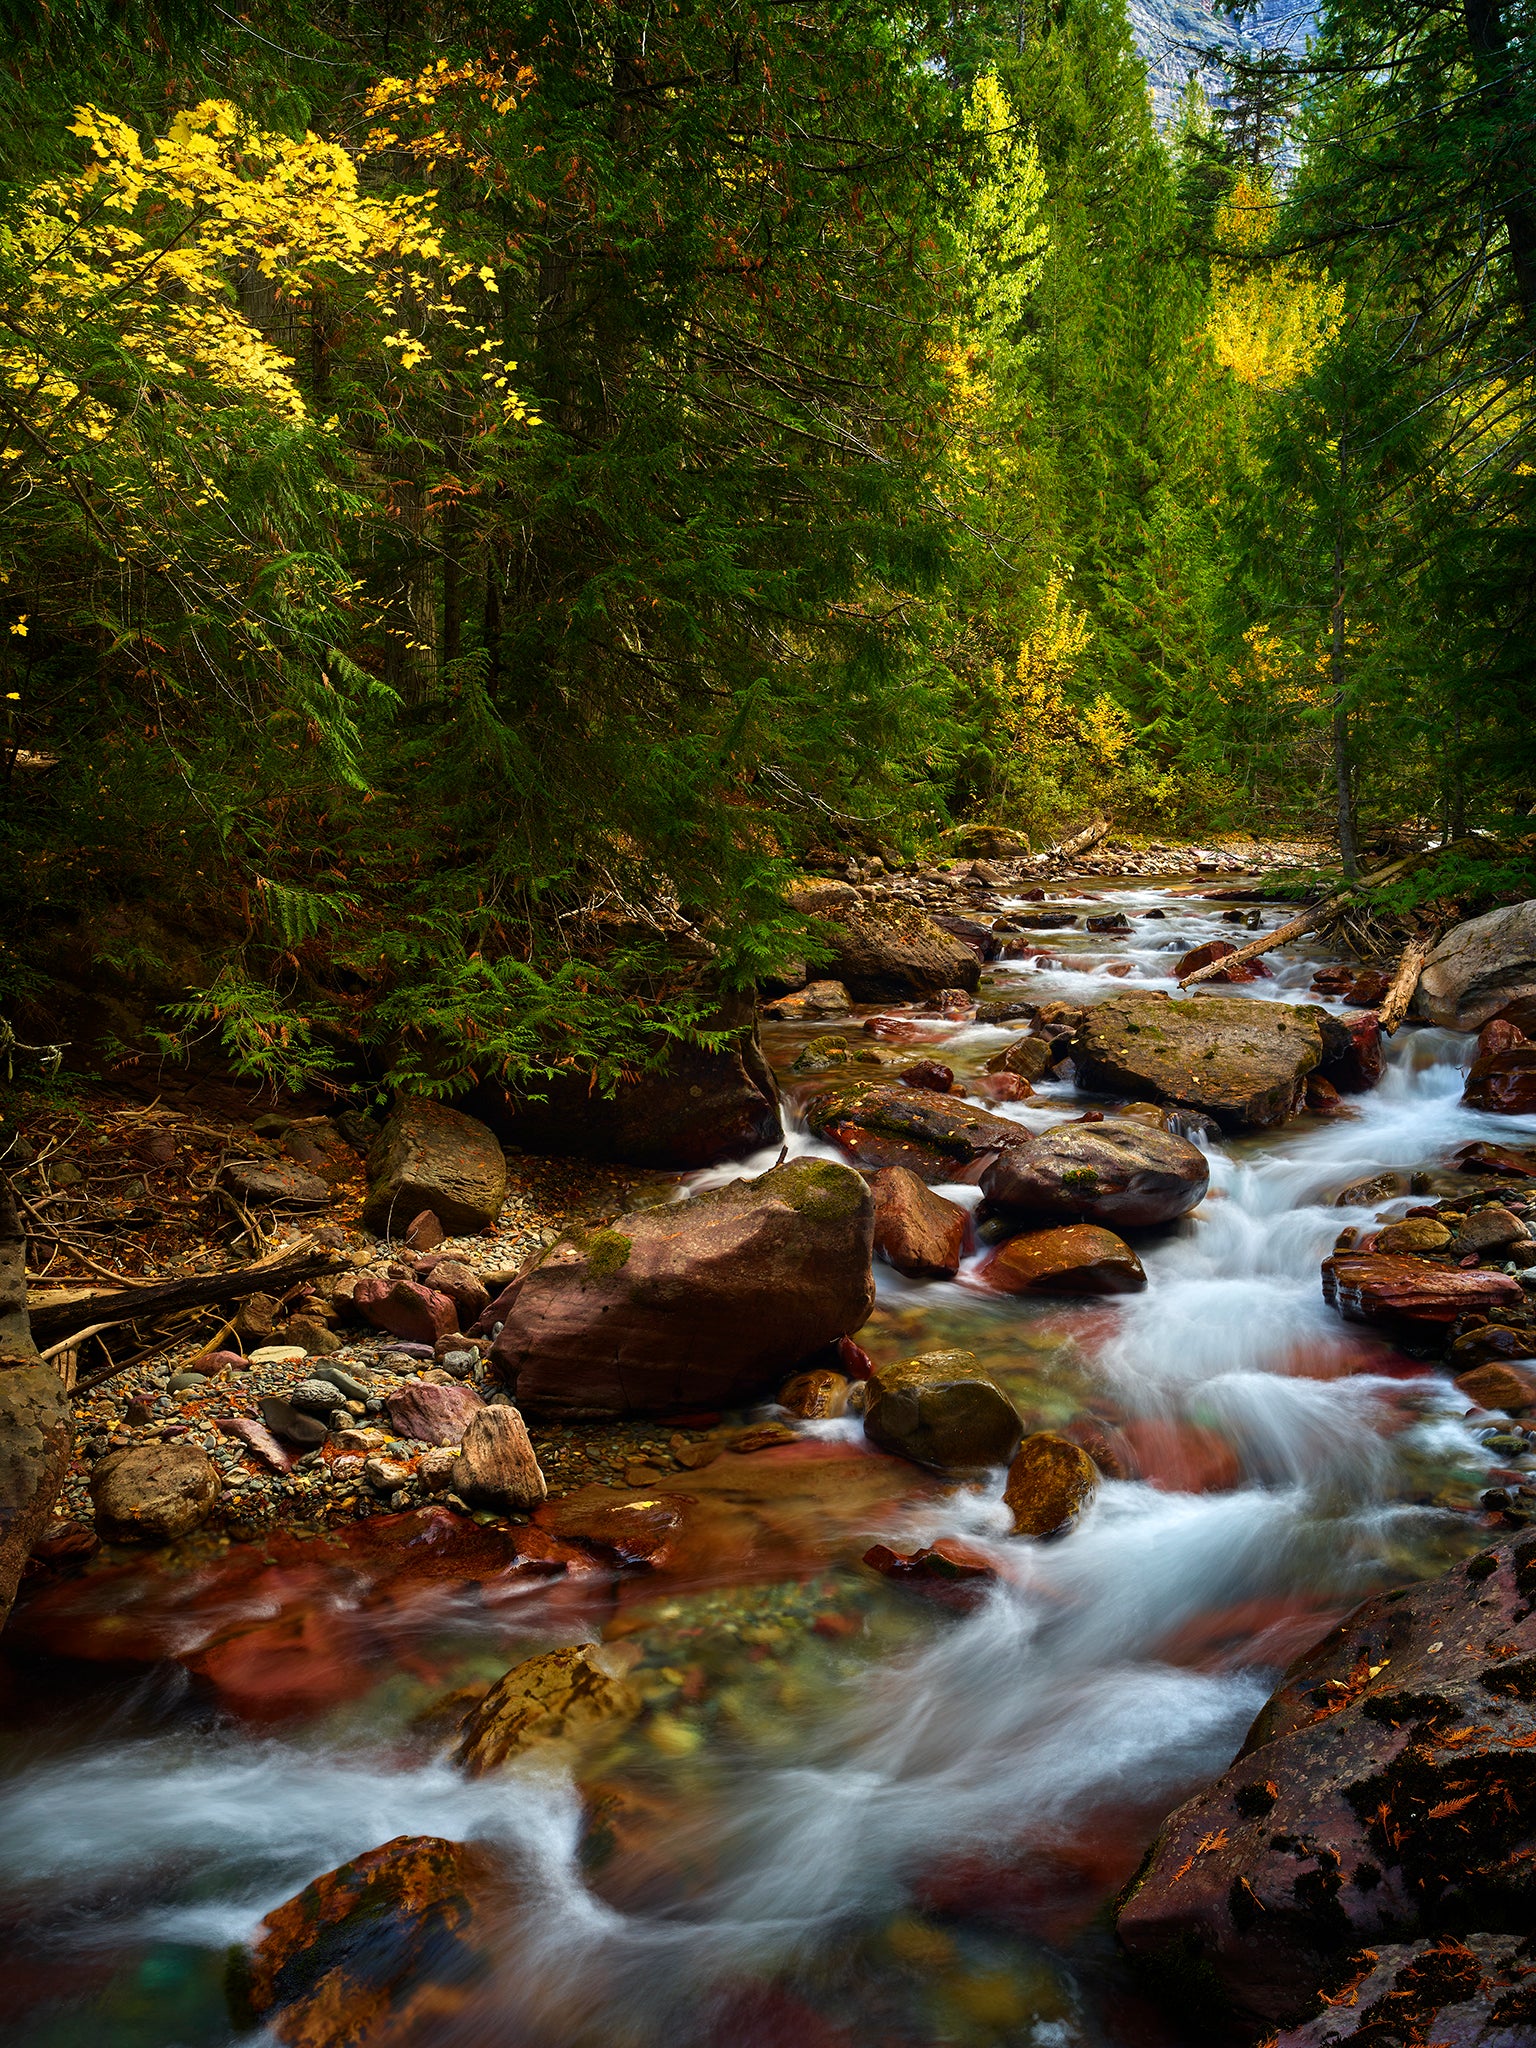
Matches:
[0,882,1521,2048]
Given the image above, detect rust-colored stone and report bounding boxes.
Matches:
[1004,1433,1099,1537]
[1454,1360,1536,1413]
[454,1645,642,1775]
[869,1166,966,1278]
[980,1223,1146,1296]
[1322,1252,1522,1329]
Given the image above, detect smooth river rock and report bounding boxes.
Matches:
[869,1166,967,1277]
[1004,1433,1099,1537]
[1463,1045,1536,1114]
[1116,1531,1536,2027]
[979,1118,1208,1229]
[1417,898,1536,1030]
[384,1380,484,1447]
[363,1096,507,1236]
[455,1645,642,1775]
[88,1441,219,1541]
[981,1223,1147,1295]
[489,1158,874,1417]
[1074,992,1324,1131]
[861,1350,1022,1476]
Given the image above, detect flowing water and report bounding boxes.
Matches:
[2,883,1529,2048]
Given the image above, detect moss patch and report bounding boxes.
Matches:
[585,1229,634,1280]
[768,1156,867,1223]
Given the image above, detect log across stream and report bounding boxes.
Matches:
[0,882,1525,2048]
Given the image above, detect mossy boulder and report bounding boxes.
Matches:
[803,1079,1033,1183]
[980,1118,1208,1229]
[862,1349,1022,1476]
[489,1157,874,1417]
[1074,993,1324,1132]
[788,885,981,1000]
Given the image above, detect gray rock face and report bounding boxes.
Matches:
[219,1160,330,1208]
[363,1098,507,1236]
[489,1158,875,1417]
[1075,992,1323,1131]
[1417,899,1536,1030]
[89,1441,219,1541]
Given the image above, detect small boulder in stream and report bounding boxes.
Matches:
[1463,1044,1536,1114]
[455,1644,642,1775]
[861,1350,1023,1476]
[981,1223,1147,1296]
[980,1118,1208,1229]
[1004,1433,1099,1537]
[237,1833,499,2047]
[869,1166,967,1278]
[489,1158,874,1417]
[1074,992,1324,1131]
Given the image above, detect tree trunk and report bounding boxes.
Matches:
[1463,0,1536,331]
[442,497,464,670]
[0,1176,72,1628]
[1330,434,1359,880]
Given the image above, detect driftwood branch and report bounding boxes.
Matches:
[1179,904,1332,987]
[1055,817,1109,860]
[28,1249,339,1351]
[1378,935,1432,1035]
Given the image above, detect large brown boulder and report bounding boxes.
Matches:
[861,1349,1022,1476]
[980,1223,1146,1295]
[488,1158,874,1417]
[869,1167,966,1277]
[1116,1533,1536,2028]
[363,1098,507,1236]
[0,1366,72,1626]
[1321,1252,1522,1332]
[979,1119,1208,1229]
[1417,900,1536,1030]
[237,1833,497,2047]
[803,1080,1032,1183]
[88,1441,219,1542]
[466,990,782,1170]
[791,882,981,1000]
[1075,993,1324,1131]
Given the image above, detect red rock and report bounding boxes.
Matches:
[1271,1935,1535,2048]
[1305,1073,1350,1116]
[979,1119,1208,1229]
[415,1257,490,1322]
[1342,968,1390,1007]
[899,1058,954,1091]
[1174,939,1271,983]
[862,1538,998,1608]
[534,1488,691,1564]
[356,1277,459,1345]
[1116,1533,1536,2027]
[186,1602,376,1721]
[977,1072,1035,1103]
[1455,1139,1536,1177]
[1119,1418,1242,1494]
[240,1834,497,2045]
[1322,1251,1522,1330]
[490,1158,875,1418]
[836,1336,875,1381]
[1316,1008,1384,1092]
[861,1014,923,1042]
[803,1081,1030,1183]
[981,1224,1146,1295]
[217,1415,296,1473]
[1463,1045,1536,1113]
[402,1207,445,1251]
[869,1166,966,1278]
[1454,1360,1536,1412]
[383,1380,483,1446]
[1477,1017,1528,1060]
[28,1520,99,1565]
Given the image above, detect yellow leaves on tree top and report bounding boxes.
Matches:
[1208,175,1343,391]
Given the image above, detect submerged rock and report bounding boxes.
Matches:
[455,1644,642,1774]
[1417,899,1536,1030]
[980,1223,1146,1296]
[1004,1433,1099,1537]
[237,1833,498,2047]
[862,1538,999,1608]
[979,1118,1208,1229]
[1116,1531,1536,2027]
[869,1166,967,1278]
[88,1442,219,1542]
[861,1350,1022,1475]
[489,1158,874,1417]
[1074,992,1324,1131]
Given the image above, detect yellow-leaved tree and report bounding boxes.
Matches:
[1208,174,1343,392]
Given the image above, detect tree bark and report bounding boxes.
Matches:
[1330,432,1359,880]
[1463,0,1536,331]
[0,1176,72,1628]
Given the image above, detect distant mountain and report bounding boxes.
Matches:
[1127,0,1313,121]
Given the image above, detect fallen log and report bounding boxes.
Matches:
[0,1177,72,1627]
[27,1248,339,1351]
[1178,854,1423,989]
[1378,934,1432,1036]
[1055,818,1109,860]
